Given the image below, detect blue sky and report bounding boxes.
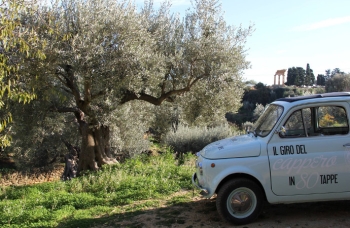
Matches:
[137,0,350,85]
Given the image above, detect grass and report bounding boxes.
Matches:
[0,150,197,228]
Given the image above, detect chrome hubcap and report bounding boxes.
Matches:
[227,187,256,218]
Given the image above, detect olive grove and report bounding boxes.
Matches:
[8,0,253,173]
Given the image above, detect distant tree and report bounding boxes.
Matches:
[286,67,296,86]
[305,63,315,86]
[305,65,310,86]
[274,87,285,99]
[286,66,307,86]
[242,83,271,106]
[254,82,266,90]
[244,80,257,87]
[325,74,350,92]
[331,68,344,77]
[324,68,345,82]
[317,74,326,86]
[325,69,331,80]
[294,67,306,86]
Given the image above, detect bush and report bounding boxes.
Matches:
[243,121,254,132]
[162,123,241,154]
[252,104,265,121]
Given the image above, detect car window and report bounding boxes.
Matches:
[318,106,348,127]
[281,109,307,137]
[280,105,349,138]
[253,104,284,137]
[317,106,349,135]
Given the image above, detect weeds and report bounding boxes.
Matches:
[0,150,196,227]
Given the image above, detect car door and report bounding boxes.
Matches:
[267,102,350,196]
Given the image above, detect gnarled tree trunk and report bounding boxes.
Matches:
[59,108,118,177]
[78,123,117,174]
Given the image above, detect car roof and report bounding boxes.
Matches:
[276,92,350,103]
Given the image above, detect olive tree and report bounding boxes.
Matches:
[325,74,350,92]
[32,0,252,173]
[0,0,45,147]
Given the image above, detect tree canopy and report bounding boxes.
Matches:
[7,0,253,172]
[317,74,326,86]
[285,65,313,86]
[325,74,350,92]
[0,0,46,147]
[317,68,346,86]
[305,63,315,86]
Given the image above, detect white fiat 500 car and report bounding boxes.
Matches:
[192,92,350,225]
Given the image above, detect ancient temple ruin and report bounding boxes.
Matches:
[274,69,286,85]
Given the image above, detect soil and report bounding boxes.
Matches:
[0,165,64,186]
[95,192,350,228]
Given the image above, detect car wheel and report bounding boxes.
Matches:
[216,178,263,225]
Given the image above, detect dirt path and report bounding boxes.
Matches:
[96,194,350,228]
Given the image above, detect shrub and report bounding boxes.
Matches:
[243,121,254,132]
[252,103,265,121]
[163,123,241,154]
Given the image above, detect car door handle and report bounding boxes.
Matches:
[343,143,350,147]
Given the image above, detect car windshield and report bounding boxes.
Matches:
[252,104,284,137]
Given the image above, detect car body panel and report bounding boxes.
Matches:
[193,92,350,204]
[268,101,350,195]
[201,134,261,159]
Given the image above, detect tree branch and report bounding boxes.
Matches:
[120,79,201,105]
[54,71,69,88]
[55,107,85,123]
[55,65,81,104]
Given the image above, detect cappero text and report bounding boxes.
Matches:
[273,155,337,174]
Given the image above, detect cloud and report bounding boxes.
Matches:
[291,16,350,32]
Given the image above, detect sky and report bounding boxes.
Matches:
[136,0,350,85]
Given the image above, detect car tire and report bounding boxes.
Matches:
[216,178,263,225]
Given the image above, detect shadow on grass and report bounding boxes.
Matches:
[58,197,350,228]
[57,197,220,228]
